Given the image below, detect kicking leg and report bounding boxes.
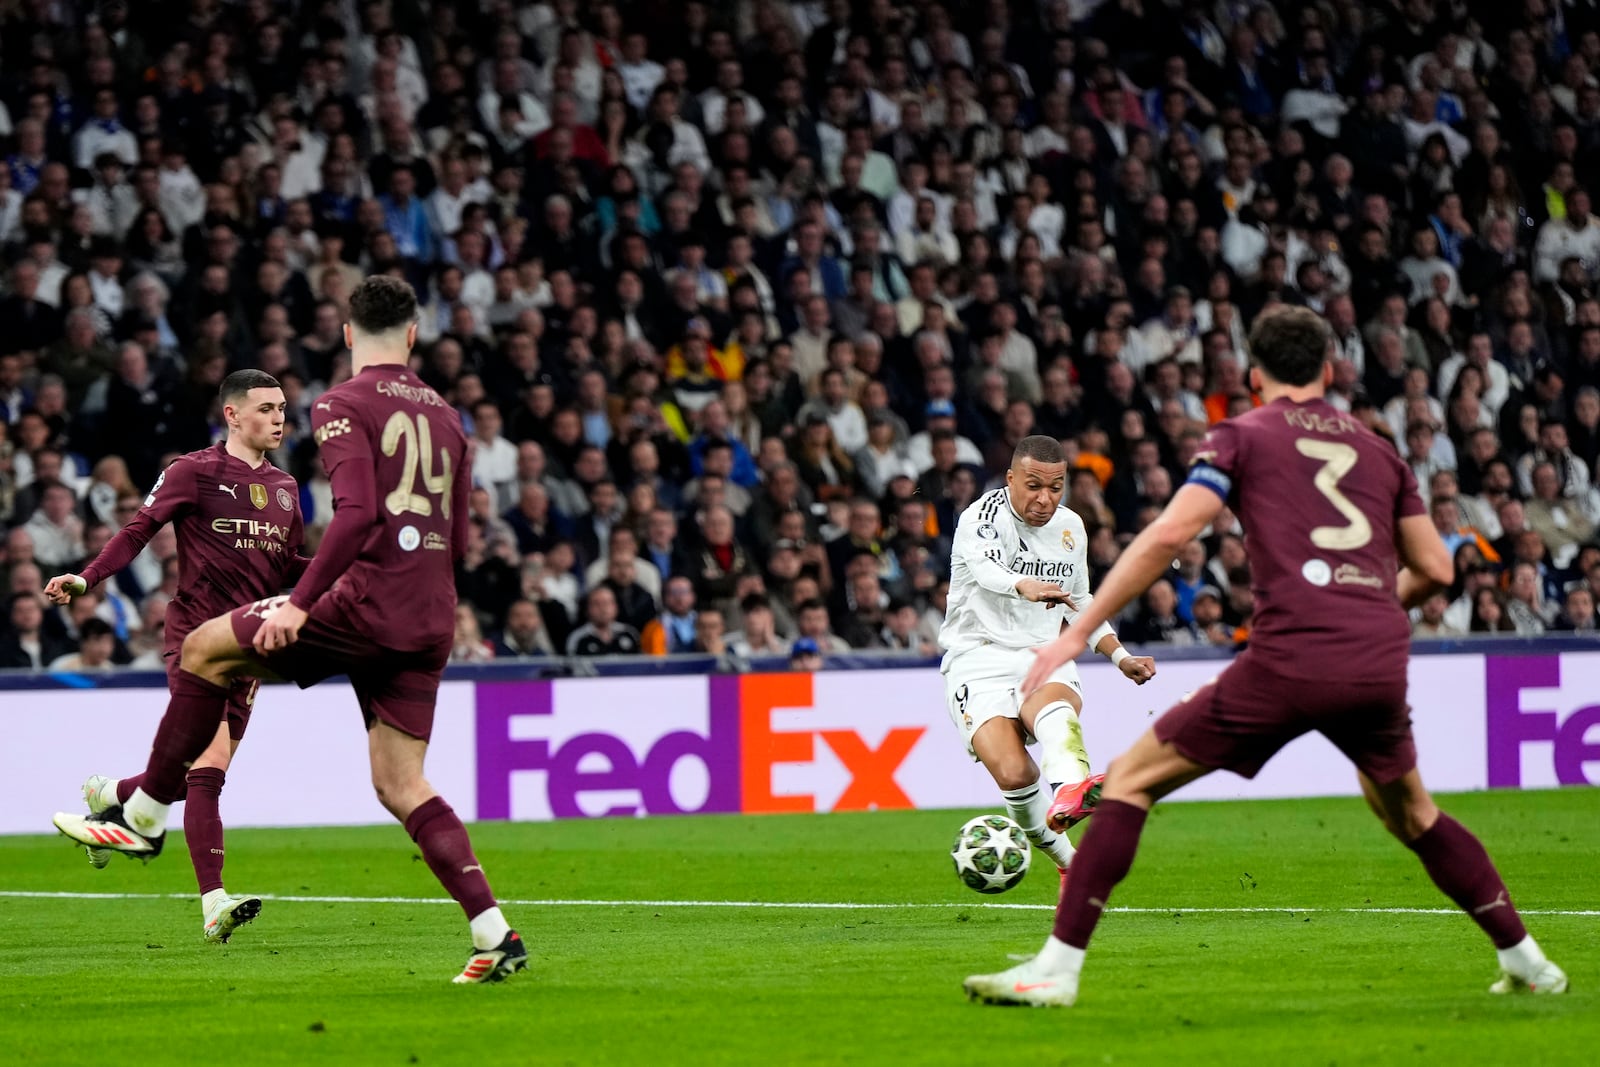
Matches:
[368,720,525,983]
[1363,769,1566,994]
[54,615,255,856]
[1020,684,1102,832]
[971,715,1075,873]
[965,727,1212,1007]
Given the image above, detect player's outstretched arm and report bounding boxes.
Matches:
[1396,513,1454,609]
[1023,485,1221,694]
[55,460,193,602]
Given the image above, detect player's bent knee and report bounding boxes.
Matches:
[991,760,1037,792]
[180,618,246,679]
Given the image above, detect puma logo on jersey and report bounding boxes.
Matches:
[315,400,334,412]
[218,484,238,499]
[1473,891,1509,915]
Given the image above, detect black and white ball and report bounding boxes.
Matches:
[951,814,1031,894]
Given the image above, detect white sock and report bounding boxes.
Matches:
[201,888,229,915]
[1496,935,1548,979]
[1033,935,1086,976]
[1032,700,1091,789]
[1000,775,1076,869]
[469,905,511,951]
[122,789,170,838]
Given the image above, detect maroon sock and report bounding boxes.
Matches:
[184,767,227,895]
[1053,799,1150,949]
[140,670,229,804]
[403,796,497,920]
[1406,812,1528,949]
[115,773,188,805]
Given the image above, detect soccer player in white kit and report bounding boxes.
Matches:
[940,436,1157,887]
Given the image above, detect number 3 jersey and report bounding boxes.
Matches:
[290,363,470,653]
[1186,396,1426,682]
[939,488,1113,660]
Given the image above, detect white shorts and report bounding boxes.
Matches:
[941,644,1083,761]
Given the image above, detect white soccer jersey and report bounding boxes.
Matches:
[939,487,1115,659]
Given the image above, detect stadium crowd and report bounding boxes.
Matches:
[5,0,1600,672]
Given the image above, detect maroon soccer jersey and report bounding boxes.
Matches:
[1187,397,1427,681]
[290,363,469,653]
[79,442,306,647]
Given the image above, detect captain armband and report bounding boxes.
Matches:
[1186,463,1232,501]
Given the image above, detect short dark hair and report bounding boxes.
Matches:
[348,275,418,335]
[220,369,282,406]
[1248,306,1330,387]
[1012,434,1066,467]
[79,618,113,640]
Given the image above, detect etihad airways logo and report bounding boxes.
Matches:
[211,518,290,539]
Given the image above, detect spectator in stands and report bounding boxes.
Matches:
[0,591,70,669]
[1413,592,1462,639]
[642,575,699,656]
[566,586,641,656]
[493,598,555,659]
[728,593,790,658]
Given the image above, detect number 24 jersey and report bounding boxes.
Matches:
[305,364,469,653]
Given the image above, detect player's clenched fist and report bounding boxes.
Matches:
[1015,579,1074,606]
[1118,655,1157,685]
[43,573,86,605]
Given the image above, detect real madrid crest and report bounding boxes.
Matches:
[1061,529,1075,552]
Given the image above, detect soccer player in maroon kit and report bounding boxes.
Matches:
[45,369,303,943]
[965,307,1567,1006]
[53,277,526,984]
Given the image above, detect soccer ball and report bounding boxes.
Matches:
[951,814,1031,894]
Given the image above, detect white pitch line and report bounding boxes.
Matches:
[1,890,1597,917]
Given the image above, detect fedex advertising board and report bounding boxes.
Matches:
[0,652,1593,834]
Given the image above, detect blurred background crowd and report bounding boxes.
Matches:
[4,0,1600,674]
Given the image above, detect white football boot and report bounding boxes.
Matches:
[54,808,163,860]
[1490,960,1568,995]
[203,893,264,944]
[81,774,119,869]
[963,955,1080,1007]
[453,930,529,984]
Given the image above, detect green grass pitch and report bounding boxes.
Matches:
[0,790,1593,1066]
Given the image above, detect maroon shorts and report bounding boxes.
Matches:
[1153,651,1417,784]
[228,594,447,741]
[164,647,259,742]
